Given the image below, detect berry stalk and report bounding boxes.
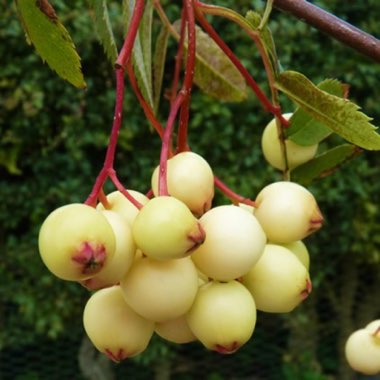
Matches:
[214,176,257,207]
[158,92,186,196]
[193,3,288,126]
[126,61,164,139]
[85,1,146,207]
[177,0,196,153]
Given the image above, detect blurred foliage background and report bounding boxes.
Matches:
[1,0,379,379]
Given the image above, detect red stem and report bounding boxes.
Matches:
[170,6,187,105]
[214,176,257,207]
[158,92,186,196]
[116,0,146,68]
[85,1,145,206]
[84,67,126,206]
[177,0,196,153]
[194,4,288,126]
[126,62,164,139]
[108,169,143,209]
[98,188,110,209]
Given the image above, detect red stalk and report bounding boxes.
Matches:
[84,1,146,207]
[177,0,196,152]
[126,61,164,139]
[214,176,257,207]
[84,67,126,206]
[108,170,143,209]
[116,0,146,68]
[170,6,187,106]
[158,92,186,196]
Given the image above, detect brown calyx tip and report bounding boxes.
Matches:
[104,348,127,363]
[214,341,240,355]
[79,277,104,291]
[186,222,206,253]
[309,208,324,233]
[72,241,107,275]
[373,326,380,338]
[300,278,312,300]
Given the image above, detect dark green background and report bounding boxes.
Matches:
[1,1,379,379]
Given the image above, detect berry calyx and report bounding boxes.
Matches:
[186,280,256,353]
[83,286,154,361]
[38,203,116,281]
[242,244,312,313]
[254,181,323,243]
[132,196,205,260]
[80,210,136,290]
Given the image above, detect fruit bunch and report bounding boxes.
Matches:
[38,148,323,361]
[345,320,380,375]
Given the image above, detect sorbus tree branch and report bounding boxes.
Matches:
[273,0,380,63]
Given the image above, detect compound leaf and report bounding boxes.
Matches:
[123,0,154,108]
[153,25,169,113]
[245,10,278,75]
[173,21,247,102]
[16,0,86,88]
[276,71,380,150]
[287,79,348,146]
[88,0,118,64]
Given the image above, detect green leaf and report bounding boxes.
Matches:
[16,0,86,89]
[153,26,169,113]
[276,71,380,150]
[139,1,153,89]
[123,0,154,108]
[88,0,118,64]
[291,144,362,185]
[173,21,247,102]
[287,79,348,146]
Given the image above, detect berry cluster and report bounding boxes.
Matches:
[38,148,324,361]
[345,320,380,375]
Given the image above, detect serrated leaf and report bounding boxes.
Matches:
[88,0,118,64]
[16,0,86,88]
[276,71,380,150]
[291,144,361,185]
[123,0,154,108]
[287,79,348,146]
[173,21,247,102]
[245,10,278,75]
[139,1,153,88]
[153,26,169,113]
